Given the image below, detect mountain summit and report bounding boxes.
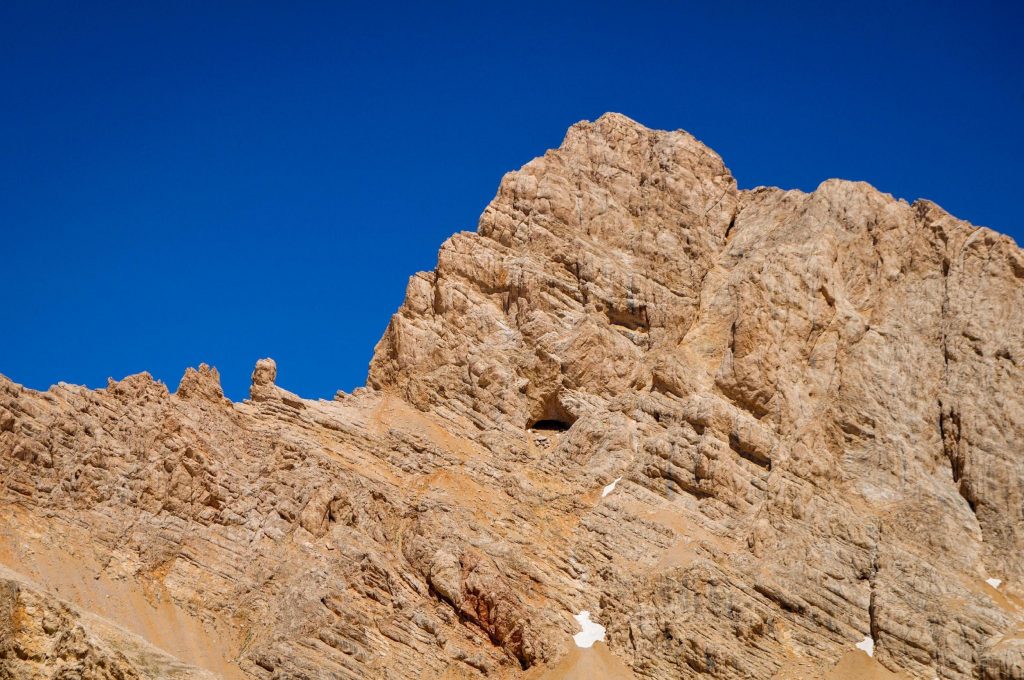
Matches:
[1,114,1022,679]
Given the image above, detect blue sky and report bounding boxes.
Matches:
[2,1,1021,401]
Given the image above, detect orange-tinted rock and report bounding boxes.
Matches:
[0,114,1021,679]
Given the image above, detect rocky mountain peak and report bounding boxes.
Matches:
[0,115,1021,680]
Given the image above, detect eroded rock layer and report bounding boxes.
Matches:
[1,114,1022,679]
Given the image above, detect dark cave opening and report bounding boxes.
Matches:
[528,418,573,433]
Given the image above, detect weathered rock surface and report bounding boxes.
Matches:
[1,114,1021,679]
[0,564,217,679]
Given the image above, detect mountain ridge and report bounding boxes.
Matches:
[1,113,1022,679]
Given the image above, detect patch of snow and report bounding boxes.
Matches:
[856,635,874,657]
[987,578,1002,589]
[572,610,606,648]
[602,477,622,497]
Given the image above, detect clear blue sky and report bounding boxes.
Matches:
[2,1,1021,401]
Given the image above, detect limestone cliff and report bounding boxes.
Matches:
[1,114,1021,679]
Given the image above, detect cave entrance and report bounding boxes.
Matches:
[528,418,573,433]
[526,393,577,447]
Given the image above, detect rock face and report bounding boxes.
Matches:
[1,113,1022,679]
[0,565,217,680]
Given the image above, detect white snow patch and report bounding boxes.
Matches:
[856,635,875,657]
[987,578,1002,589]
[602,477,622,497]
[572,611,606,648]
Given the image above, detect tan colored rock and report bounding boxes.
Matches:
[0,565,216,679]
[177,363,231,405]
[0,113,1022,679]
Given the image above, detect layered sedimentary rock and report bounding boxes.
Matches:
[1,114,1021,679]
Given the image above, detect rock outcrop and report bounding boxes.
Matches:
[1,114,1021,679]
